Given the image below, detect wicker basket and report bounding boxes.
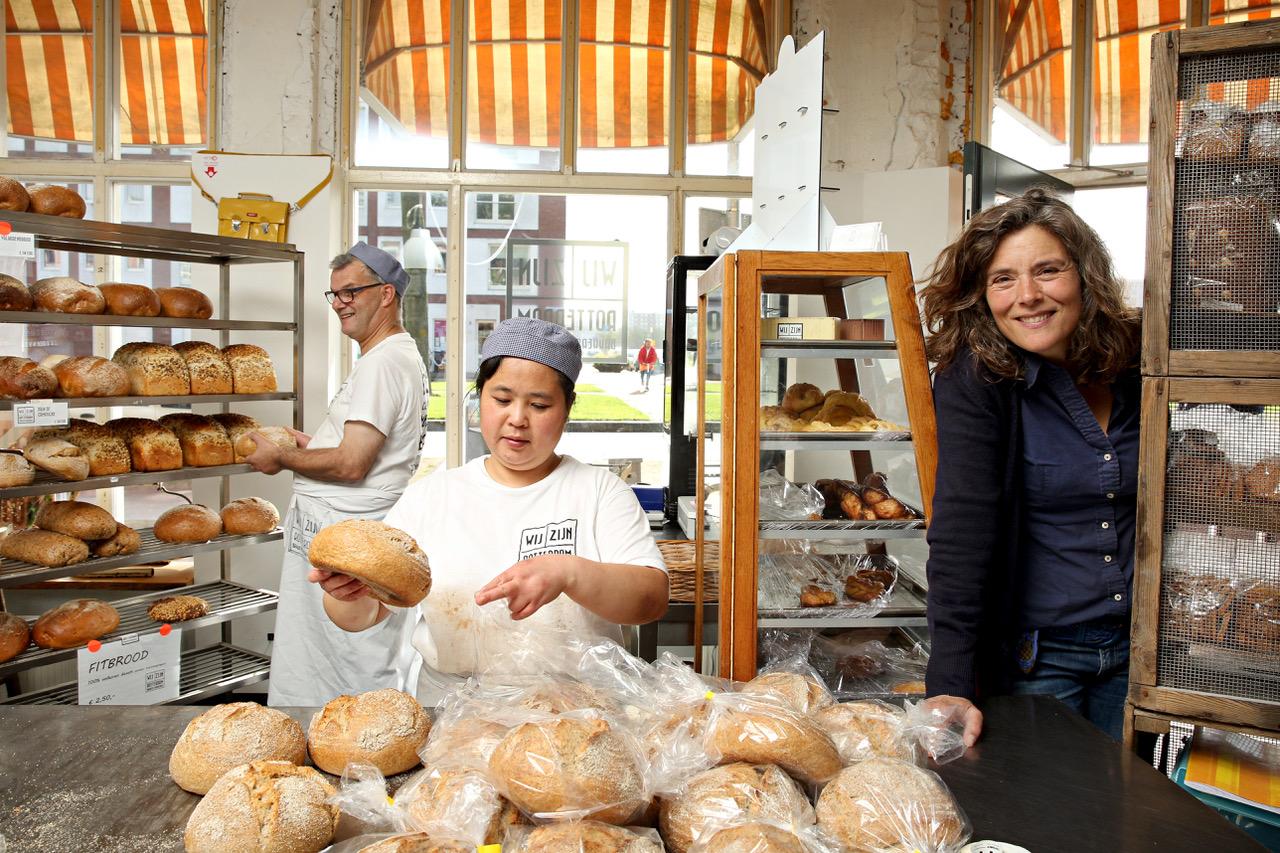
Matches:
[658,540,720,603]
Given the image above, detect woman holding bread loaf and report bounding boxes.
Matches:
[919,189,1141,743]
[311,317,669,704]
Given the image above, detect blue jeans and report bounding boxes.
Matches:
[1008,618,1131,741]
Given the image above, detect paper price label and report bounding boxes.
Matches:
[77,627,181,705]
[13,400,68,428]
[0,230,35,259]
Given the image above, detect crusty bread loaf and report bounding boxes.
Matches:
[169,703,307,795]
[98,283,161,317]
[106,417,183,471]
[30,276,103,313]
[307,688,430,776]
[31,598,119,649]
[0,177,31,212]
[356,835,472,853]
[520,821,664,852]
[0,452,35,487]
[33,420,131,476]
[222,343,278,393]
[111,342,191,396]
[781,382,823,415]
[158,286,213,319]
[158,413,234,467]
[211,413,260,462]
[420,716,510,770]
[148,594,209,623]
[154,504,223,543]
[183,760,337,853]
[35,500,117,540]
[695,823,808,853]
[706,697,842,785]
[0,273,32,310]
[306,519,432,607]
[50,355,130,398]
[0,356,58,399]
[815,759,967,852]
[23,437,89,480]
[740,671,834,716]
[0,611,31,664]
[488,715,647,825]
[173,341,233,394]
[659,763,814,853]
[90,523,140,557]
[398,767,522,846]
[234,426,297,459]
[27,184,86,219]
[814,700,915,764]
[220,497,280,534]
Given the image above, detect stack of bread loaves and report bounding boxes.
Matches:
[0,500,136,567]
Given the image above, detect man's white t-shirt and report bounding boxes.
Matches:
[382,454,666,679]
[295,332,429,495]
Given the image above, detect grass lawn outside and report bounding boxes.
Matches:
[425,381,649,421]
[665,381,722,422]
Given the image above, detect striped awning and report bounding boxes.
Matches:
[998,0,1280,147]
[4,0,206,146]
[362,0,770,149]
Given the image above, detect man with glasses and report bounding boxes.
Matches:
[249,242,429,707]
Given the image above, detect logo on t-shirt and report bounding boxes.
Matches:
[518,518,579,560]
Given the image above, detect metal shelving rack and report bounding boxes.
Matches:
[0,210,303,704]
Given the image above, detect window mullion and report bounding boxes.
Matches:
[1070,0,1094,168]
[450,0,468,169]
[563,0,578,175]
[672,0,689,175]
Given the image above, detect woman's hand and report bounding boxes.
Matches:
[923,695,984,747]
[308,567,371,602]
[475,555,583,620]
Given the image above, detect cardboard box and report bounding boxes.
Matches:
[761,317,839,340]
[838,318,887,340]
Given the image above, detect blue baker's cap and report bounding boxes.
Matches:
[481,317,582,383]
[347,241,410,296]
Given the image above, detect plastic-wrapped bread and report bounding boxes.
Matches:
[396,766,522,845]
[704,693,842,785]
[111,342,191,396]
[739,669,834,716]
[814,700,916,764]
[173,341,232,394]
[222,343,278,393]
[691,822,825,853]
[508,821,665,852]
[659,763,815,853]
[815,758,970,853]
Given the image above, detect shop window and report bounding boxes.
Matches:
[475,192,517,222]
[685,0,769,177]
[4,0,95,160]
[118,0,211,160]
[683,195,753,254]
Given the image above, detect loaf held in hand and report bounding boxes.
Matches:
[111,342,191,396]
[50,355,130,398]
[98,283,162,317]
[32,420,131,476]
[0,356,58,399]
[158,286,213,319]
[183,760,338,853]
[106,417,183,471]
[154,504,223,543]
[27,184,86,219]
[32,599,119,649]
[23,438,89,481]
[173,341,232,394]
[158,413,234,467]
[222,343,278,393]
[35,499,117,540]
[0,612,30,663]
[220,497,280,534]
[234,425,297,460]
[0,273,33,310]
[169,702,308,795]
[307,688,431,776]
[30,276,103,313]
[211,413,260,462]
[306,519,432,607]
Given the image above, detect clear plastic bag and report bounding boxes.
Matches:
[504,820,666,852]
[739,648,835,716]
[903,699,970,765]
[759,470,825,521]
[813,699,918,765]
[808,634,928,699]
[395,764,522,844]
[659,763,817,853]
[814,758,971,853]
[758,552,898,618]
[323,832,473,853]
[689,821,840,853]
[703,693,842,786]
[328,763,399,838]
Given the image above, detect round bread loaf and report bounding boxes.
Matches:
[49,355,131,398]
[158,286,213,319]
[30,276,103,313]
[694,823,808,853]
[398,767,521,846]
[706,697,842,785]
[781,382,823,415]
[169,703,308,795]
[35,499,118,540]
[148,594,209,623]
[307,519,432,607]
[356,835,472,853]
[815,758,967,852]
[183,760,337,853]
[308,688,430,776]
[521,821,663,852]
[90,523,141,558]
[32,599,119,649]
[234,425,297,459]
[173,341,232,394]
[488,715,647,825]
[814,700,914,764]
[222,343,278,393]
[0,177,31,211]
[740,671,834,716]
[154,504,223,543]
[0,272,33,309]
[421,716,510,770]
[659,763,814,853]
[98,283,162,317]
[220,497,280,535]
[0,529,90,567]
[0,356,58,399]
[0,611,31,663]
[27,184,86,218]
[0,452,35,487]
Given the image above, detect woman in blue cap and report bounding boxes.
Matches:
[309,316,669,702]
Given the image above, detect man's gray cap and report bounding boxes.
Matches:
[480,317,582,383]
[347,241,410,296]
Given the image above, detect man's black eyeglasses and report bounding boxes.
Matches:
[323,283,383,305]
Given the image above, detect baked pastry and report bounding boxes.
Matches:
[307,519,432,607]
[158,413,234,467]
[169,703,308,795]
[1243,457,1280,503]
[183,760,337,853]
[0,177,31,212]
[98,283,162,317]
[148,594,209,623]
[1183,196,1280,313]
[154,504,223,543]
[705,696,842,785]
[0,452,35,487]
[845,572,887,603]
[222,343,278,393]
[659,763,814,853]
[892,680,926,695]
[740,670,834,715]
[0,611,31,663]
[157,286,213,319]
[308,688,431,776]
[27,184,86,218]
[695,823,808,853]
[31,599,119,648]
[816,758,968,852]
[813,390,875,427]
[49,355,130,398]
[759,405,806,432]
[34,499,117,540]
[814,479,876,521]
[111,342,191,396]
[781,383,823,415]
[398,766,522,846]
[519,821,663,852]
[90,523,140,558]
[234,425,297,459]
[1181,101,1247,160]
[220,497,280,534]
[815,701,915,764]
[0,356,58,399]
[173,341,233,394]
[0,529,90,567]
[23,437,89,481]
[212,413,260,461]
[0,273,33,310]
[800,584,836,607]
[106,417,183,471]
[30,276,103,313]
[1238,583,1280,654]
[32,419,131,476]
[489,715,647,825]
[356,836,473,853]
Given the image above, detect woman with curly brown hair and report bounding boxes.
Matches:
[919,188,1141,744]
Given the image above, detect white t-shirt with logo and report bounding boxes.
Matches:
[295,331,429,496]
[382,455,666,685]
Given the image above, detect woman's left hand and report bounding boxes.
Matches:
[475,555,582,620]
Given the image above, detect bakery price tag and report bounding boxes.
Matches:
[77,627,181,705]
[0,229,35,259]
[13,399,68,428]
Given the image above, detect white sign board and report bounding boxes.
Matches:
[0,230,35,259]
[77,628,181,705]
[13,400,68,428]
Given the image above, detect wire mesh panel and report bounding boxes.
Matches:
[1158,403,1280,703]
[1171,48,1280,351]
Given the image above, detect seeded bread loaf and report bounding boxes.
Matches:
[158,413,234,467]
[34,499,117,540]
[0,612,31,663]
[98,283,162,317]
[183,760,337,853]
[30,276,102,312]
[222,343,278,393]
[147,594,209,623]
[106,417,183,471]
[306,519,432,607]
[0,356,57,399]
[173,341,233,394]
[169,703,307,794]
[32,420,131,476]
[211,413,260,461]
[111,342,191,396]
[308,688,430,776]
[31,598,119,648]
